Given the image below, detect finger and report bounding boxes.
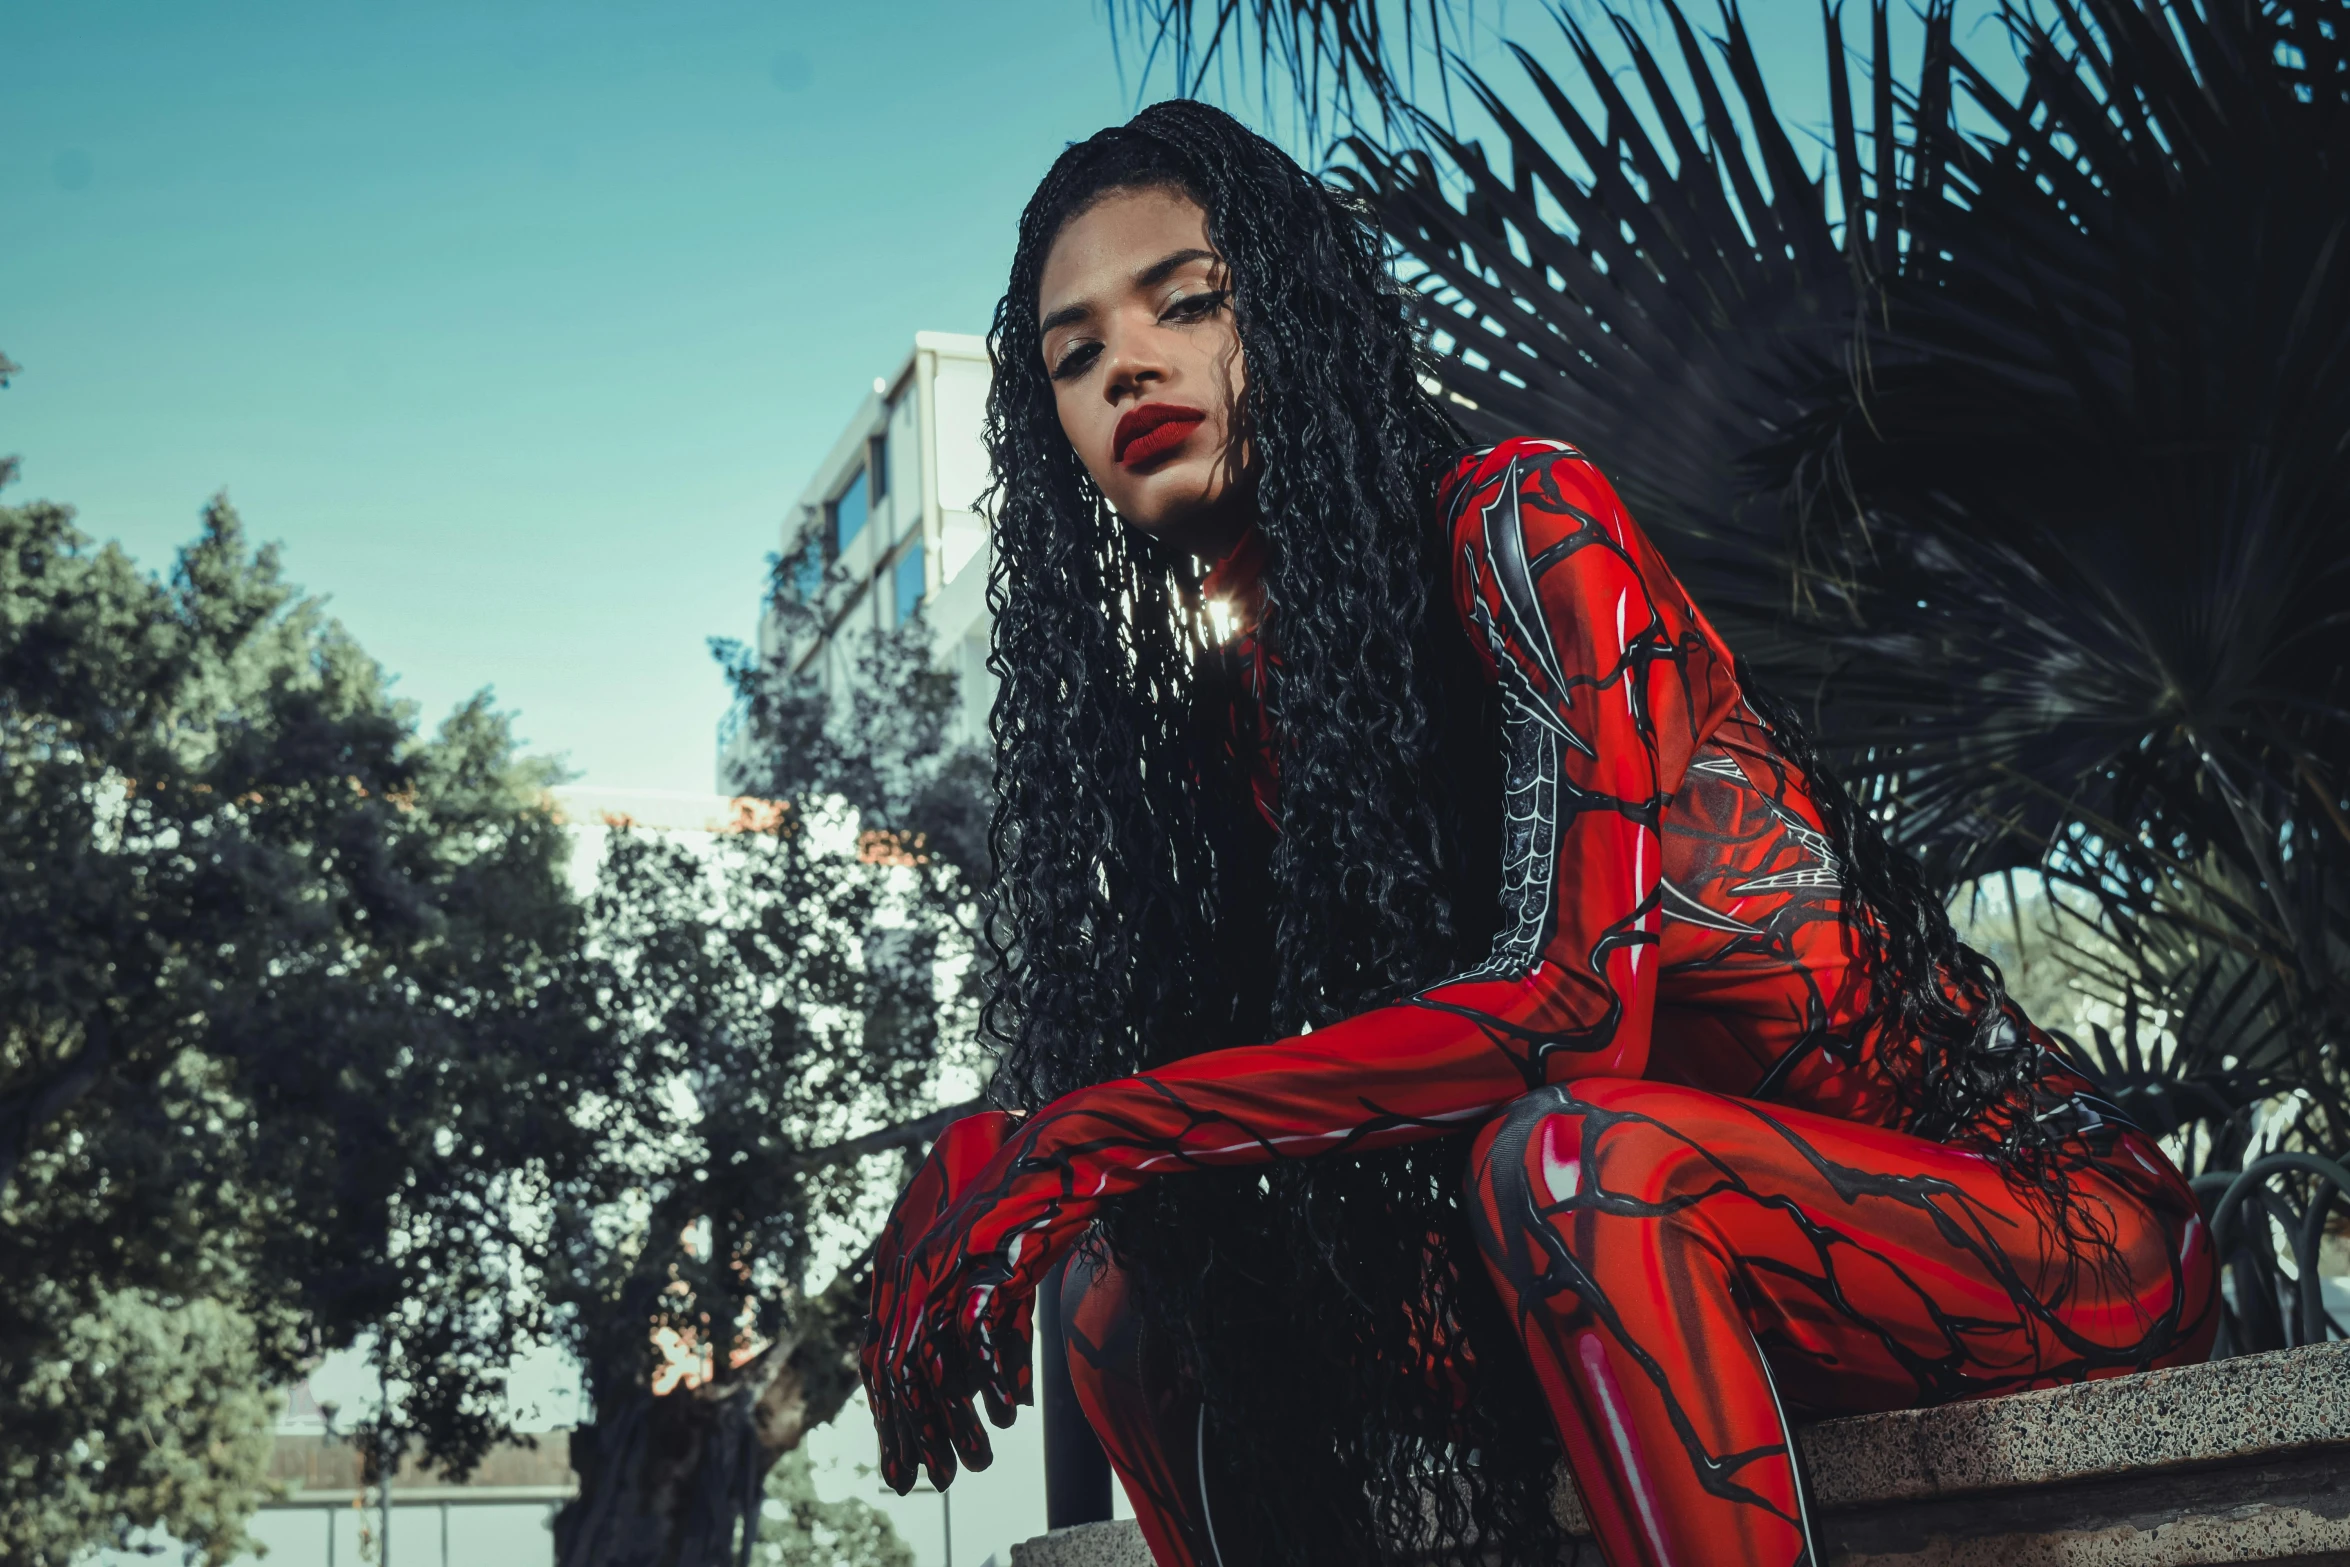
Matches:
[886,1380,931,1496]
[892,1390,939,1503]
[918,1417,960,1493]
[965,1286,1010,1380]
[990,1346,1033,1420]
[978,1355,1017,1429]
[877,1395,918,1496]
[1007,1285,1037,1356]
[898,1367,961,1494]
[944,1387,996,1472]
[886,1361,941,1497]
[978,1347,1023,1422]
[978,1292,1035,1418]
[867,1389,903,1492]
[1005,1290,1036,1397]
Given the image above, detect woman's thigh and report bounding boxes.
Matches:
[1467,1076,2214,1415]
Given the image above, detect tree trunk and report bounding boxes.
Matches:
[551,1104,966,1566]
[554,1267,870,1567]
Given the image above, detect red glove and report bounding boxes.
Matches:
[856,1006,1545,1495]
[860,1109,1033,1492]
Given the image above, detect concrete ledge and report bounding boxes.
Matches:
[1010,1342,2350,1566]
[1013,1519,1159,1567]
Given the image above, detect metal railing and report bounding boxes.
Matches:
[2193,1151,2350,1358]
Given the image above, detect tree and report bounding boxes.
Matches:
[0,398,984,1563]
[545,534,989,1566]
[0,1285,276,1567]
[1770,0,2350,1163]
[546,823,939,1567]
[1116,0,2350,1167]
[754,1447,914,1567]
[0,477,600,1563]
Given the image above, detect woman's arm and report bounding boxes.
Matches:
[863,441,1742,1490]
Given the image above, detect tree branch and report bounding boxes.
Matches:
[790,1098,984,1174]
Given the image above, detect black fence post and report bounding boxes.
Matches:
[1037,1255,1113,1527]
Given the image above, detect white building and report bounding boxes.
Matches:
[718,331,997,790]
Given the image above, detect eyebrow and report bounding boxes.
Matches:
[1037,246,1222,336]
[1137,245,1219,288]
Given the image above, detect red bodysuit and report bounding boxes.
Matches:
[864,440,2215,1567]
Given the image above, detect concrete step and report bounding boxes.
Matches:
[1008,1340,2350,1566]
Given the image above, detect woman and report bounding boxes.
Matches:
[861,101,2213,1567]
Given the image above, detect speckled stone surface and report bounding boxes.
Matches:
[1009,1519,1151,1567]
[1822,1443,2350,1563]
[1801,1340,2350,1507]
[1835,1507,2350,1567]
[1011,1343,2350,1566]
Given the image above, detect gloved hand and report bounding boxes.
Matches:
[859,1109,1042,1493]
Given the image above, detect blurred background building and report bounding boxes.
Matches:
[717,332,997,790]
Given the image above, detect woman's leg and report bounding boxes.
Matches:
[1464,1078,2214,1567]
[1059,1250,1229,1567]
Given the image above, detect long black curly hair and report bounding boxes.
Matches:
[979,98,1555,1565]
[977,99,2070,1564]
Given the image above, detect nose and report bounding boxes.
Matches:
[1099,307,1169,405]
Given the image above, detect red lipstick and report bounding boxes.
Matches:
[1114,402,1206,467]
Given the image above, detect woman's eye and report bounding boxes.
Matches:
[1050,341,1101,382]
[1161,290,1228,323]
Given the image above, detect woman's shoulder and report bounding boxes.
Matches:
[1433,436,1588,516]
[1428,432,1616,523]
[1436,435,1745,743]
[1435,437,1637,556]
[1435,435,1728,640]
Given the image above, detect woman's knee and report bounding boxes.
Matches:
[1465,1078,1740,1246]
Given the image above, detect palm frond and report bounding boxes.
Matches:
[1783,0,2350,873]
[1339,1,1953,671]
[1109,0,1468,137]
[1334,0,2349,1146]
[2067,919,2300,1159]
[1781,0,2350,1140]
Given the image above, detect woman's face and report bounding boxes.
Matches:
[1037,186,1253,562]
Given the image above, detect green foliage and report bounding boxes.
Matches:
[555,818,939,1408]
[0,465,984,1564]
[551,614,989,1566]
[0,1282,279,1567]
[753,1448,914,1567]
[1788,0,2350,1158]
[0,487,599,1553]
[720,533,993,882]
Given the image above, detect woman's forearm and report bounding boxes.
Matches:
[940,992,1555,1290]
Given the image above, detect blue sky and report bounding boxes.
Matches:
[4,0,1140,792]
[0,0,1991,795]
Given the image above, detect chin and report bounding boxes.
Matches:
[1115,464,1218,524]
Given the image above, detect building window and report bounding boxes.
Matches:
[829,469,868,555]
[868,433,888,502]
[894,539,926,623]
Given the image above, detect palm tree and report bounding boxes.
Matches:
[1114,0,2350,1175]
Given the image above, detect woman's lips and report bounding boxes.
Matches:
[1115,405,1206,467]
